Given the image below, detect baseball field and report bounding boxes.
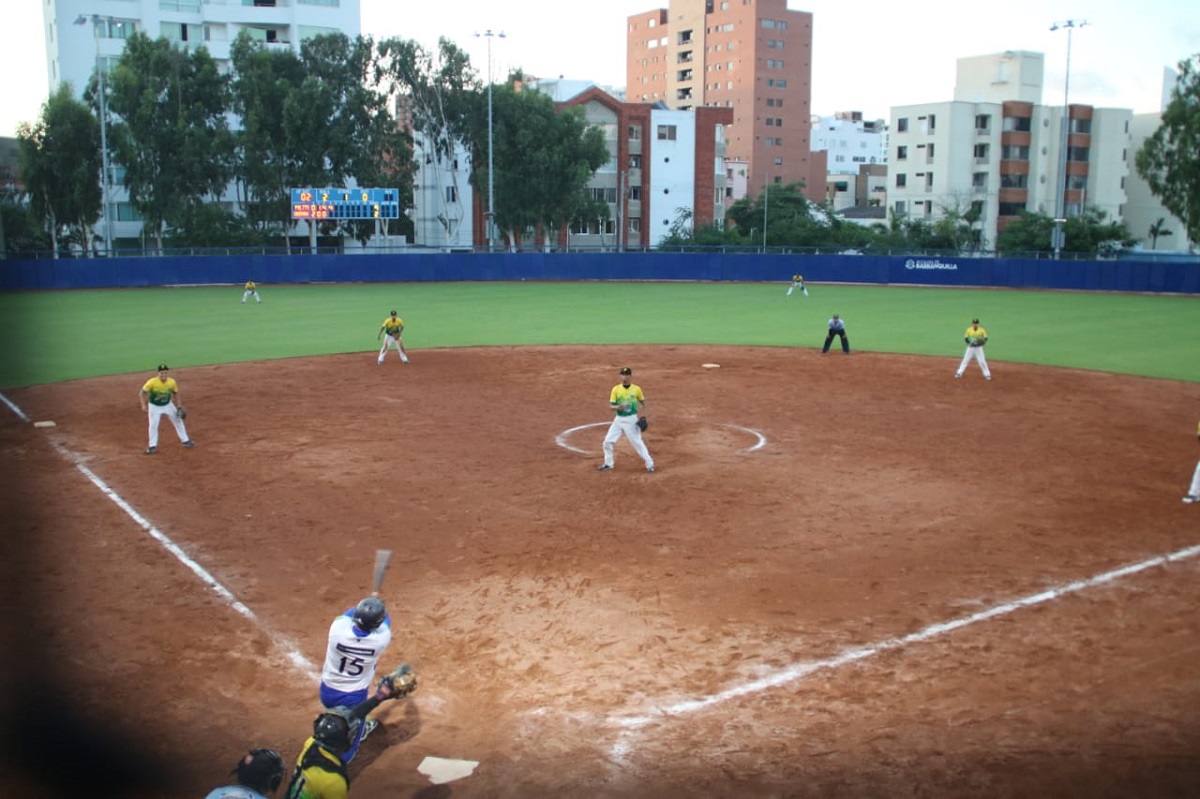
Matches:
[2,279,1198,797]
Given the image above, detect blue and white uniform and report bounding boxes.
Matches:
[319,607,392,762]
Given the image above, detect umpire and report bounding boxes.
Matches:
[822,313,850,354]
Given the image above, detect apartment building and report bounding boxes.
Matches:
[43,0,361,244]
[626,0,823,204]
[810,111,887,175]
[548,86,732,249]
[889,51,1130,250]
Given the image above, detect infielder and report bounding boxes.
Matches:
[242,280,262,304]
[319,597,393,763]
[1183,418,1200,504]
[376,310,409,364]
[786,273,809,297]
[955,317,992,379]
[598,366,655,473]
[139,364,194,454]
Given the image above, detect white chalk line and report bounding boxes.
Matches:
[2,391,318,680]
[610,542,1200,734]
[555,421,767,455]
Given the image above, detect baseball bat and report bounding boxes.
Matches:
[372,549,392,596]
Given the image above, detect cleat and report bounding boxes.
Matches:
[182,440,195,447]
[144,446,156,455]
[360,718,379,741]
[954,374,962,379]
[1184,495,1199,504]
[597,464,613,471]
[646,465,655,473]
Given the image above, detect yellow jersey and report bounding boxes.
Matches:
[792,274,804,283]
[610,383,645,416]
[245,281,256,290]
[964,324,988,345]
[141,376,178,407]
[285,738,348,799]
[381,316,404,336]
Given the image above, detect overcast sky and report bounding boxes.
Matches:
[3,0,1196,138]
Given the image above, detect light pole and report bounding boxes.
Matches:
[762,174,769,251]
[1049,19,1087,260]
[75,13,115,254]
[475,30,505,252]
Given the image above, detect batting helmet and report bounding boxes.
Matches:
[353,596,387,633]
[313,712,352,753]
[233,747,285,794]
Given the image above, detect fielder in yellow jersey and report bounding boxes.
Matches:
[376,310,409,364]
[954,318,991,380]
[242,280,261,303]
[598,366,654,473]
[786,273,809,297]
[1183,418,1200,504]
[139,363,193,454]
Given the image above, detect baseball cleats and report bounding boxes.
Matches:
[1183,495,1199,504]
[646,465,656,473]
[597,464,613,471]
[183,440,195,448]
[144,446,156,455]
[360,718,379,741]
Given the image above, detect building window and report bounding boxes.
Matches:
[896,146,907,160]
[629,186,641,201]
[629,218,642,232]
[657,125,677,141]
[895,173,907,188]
[628,125,642,140]
[766,118,774,126]
[975,114,991,133]
[894,200,907,216]
[972,172,988,190]
[1000,174,1028,189]
[445,186,457,202]
[774,157,782,165]
[761,18,776,28]
[1067,147,1090,162]
[629,154,642,169]
[896,117,908,133]
[998,202,1025,216]
[1002,116,1032,132]
[1000,144,1030,160]
[973,143,989,162]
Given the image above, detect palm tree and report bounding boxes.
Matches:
[1148,217,1173,250]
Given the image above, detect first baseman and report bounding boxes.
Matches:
[377,310,409,364]
[1183,417,1200,504]
[955,318,992,379]
[598,366,654,473]
[139,363,193,454]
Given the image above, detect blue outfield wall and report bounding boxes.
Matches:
[2,252,1198,294]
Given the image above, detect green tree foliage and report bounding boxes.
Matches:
[1147,217,1173,250]
[16,85,102,257]
[994,208,1135,256]
[105,32,234,251]
[1135,54,1200,248]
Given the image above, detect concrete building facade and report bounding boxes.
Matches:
[889,51,1131,251]
[43,0,361,244]
[626,0,823,204]
[810,111,887,175]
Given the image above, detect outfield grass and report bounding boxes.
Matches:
[2,281,1197,387]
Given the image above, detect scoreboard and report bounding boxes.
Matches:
[290,187,400,220]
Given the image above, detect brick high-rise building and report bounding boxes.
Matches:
[626,0,824,203]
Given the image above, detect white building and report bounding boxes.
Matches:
[889,50,1131,251]
[810,111,887,175]
[410,132,474,250]
[43,0,361,245]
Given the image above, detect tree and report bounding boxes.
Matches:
[1135,54,1200,248]
[1147,217,1174,250]
[995,208,1135,256]
[16,85,103,258]
[105,32,234,252]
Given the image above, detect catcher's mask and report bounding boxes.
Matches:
[234,748,285,793]
[313,713,352,753]
[353,596,386,633]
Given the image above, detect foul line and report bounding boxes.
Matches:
[612,542,1200,730]
[2,392,318,681]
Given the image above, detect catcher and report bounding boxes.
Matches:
[954,317,992,380]
[286,664,417,799]
[376,310,410,365]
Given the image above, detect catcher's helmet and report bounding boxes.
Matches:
[353,596,387,633]
[233,747,285,793]
[313,712,352,753]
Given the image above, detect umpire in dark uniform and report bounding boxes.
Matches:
[822,313,850,354]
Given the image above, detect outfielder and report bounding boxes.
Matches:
[319,597,393,763]
[598,366,654,473]
[786,273,809,297]
[955,317,992,379]
[1183,418,1200,504]
[242,280,262,304]
[376,310,409,364]
[139,363,194,454]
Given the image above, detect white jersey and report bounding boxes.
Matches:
[205,788,269,799]
[321,611,393,693]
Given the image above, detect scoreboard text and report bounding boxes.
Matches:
[290,188,400,220]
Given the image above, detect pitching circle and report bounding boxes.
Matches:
[555,422,767,455]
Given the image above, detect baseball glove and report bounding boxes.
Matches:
[176,407,187,420]
[637,417,648,432]
[378,663,418,699]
